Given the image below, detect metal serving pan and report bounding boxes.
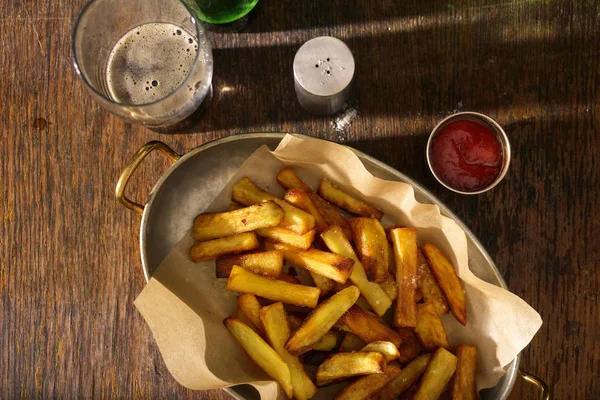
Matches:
[116,133,548,400]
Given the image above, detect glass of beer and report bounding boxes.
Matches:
[72,0,213,129]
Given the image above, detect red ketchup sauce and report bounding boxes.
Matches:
[429,120,503,192]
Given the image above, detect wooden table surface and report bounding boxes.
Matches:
[2,0,599,398]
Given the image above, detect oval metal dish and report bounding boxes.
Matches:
[117,133,548,400]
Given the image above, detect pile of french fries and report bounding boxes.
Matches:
[190,167,479,400]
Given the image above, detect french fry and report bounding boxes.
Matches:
[339,332,367,352]
[417,249,449,316]
[278,272,301,284]
[312,331,338,351]
[421,243,467,325]
[318,178,383,219]
[398,385,419,400]
[348,218,389,283]
[264,238,277,251]
[389,228,418,328]
[415,284,423,303]
[316,352,387,387]
[339,305,402,348]
[396,328,422,364]
[379,354,432,400]
[284,189,328,232]
[237,294,264,334]
[223,317,293,398]
[354,296,373,311]
[273,242,354,284]
[232,177,315,234]
[286,286,360,355]
[276,167,351,236]
[255,227,316,250]
[190,232,259,262]
[414,347,458,400]
[288,314,338,351]
[228,201,243,211]
[193,200,284,241]
[451,345,478,400]
[321,226,392,316]
[227,266,320,308]
[361,341,401,362]
[310,271,336,297]
[216,250,283,278]
[379,275,398,301]
[259,303,318,400]
[415,302,450,351]
[334,362,403,400]
[236,308,261,334]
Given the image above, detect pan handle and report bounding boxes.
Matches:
[519,369,550,400]
[115,141,181,214]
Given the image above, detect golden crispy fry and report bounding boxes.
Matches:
[312,331,338,351]
[414,347,458,400]
[421,243,466,325]
[228,201,243,211]
[348,218,389,283]
[288,314,338,351]
[287,313,304,330]
[216,251,283,278]
[223,317,293,398]
[334,362,403,400]
[236,308,261,334]
[417,248,449,316]
[310,271,336,297]
[379,275,398,301]
[237,293,264,334]
[396,328,422,364]
[227,266,320,308]
[273,242,354,284]
[354,296,373,311]
[339,332,367,352]
[316,352,387,387]
[232,177,315,234]
[286,286,360,355]
[321,226,392,316]
[415,285,423,303]
[193,200,284,242]
[278,272,301,284]
[361,341,401,362]
[379,354,432,400]
[276,167,351,236]
[415,302,450,351]
[339,305,402,348]
[284,189,329,232]
[451,345,478,400]
[263,238,276,251]
[318,178,383,219]
[389,228,418,328]
[190,232,259,262]
[255,227,316,250]
[259,303,318,400]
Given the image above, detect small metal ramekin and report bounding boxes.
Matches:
[426,111,511,195]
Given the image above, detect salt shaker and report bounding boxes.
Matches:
[293,36,355,116]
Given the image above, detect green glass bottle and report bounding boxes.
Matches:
[188,0,259,24]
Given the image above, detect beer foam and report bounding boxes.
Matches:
[107,23,199,105]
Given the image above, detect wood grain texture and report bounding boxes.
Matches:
[1,0,598,399]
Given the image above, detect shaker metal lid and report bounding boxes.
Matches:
[293,36,355,115]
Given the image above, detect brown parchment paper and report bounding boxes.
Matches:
[134,134,542,397]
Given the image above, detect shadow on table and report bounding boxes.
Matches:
[159,0,595,135]
[244,0,505,33]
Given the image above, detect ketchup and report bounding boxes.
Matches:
[429,119,503,192]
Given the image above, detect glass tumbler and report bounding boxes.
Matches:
[72,0,213,129]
